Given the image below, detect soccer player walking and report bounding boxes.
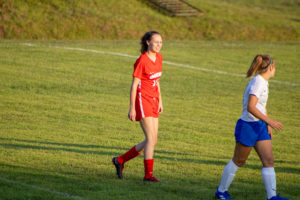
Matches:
[215,55,290,200]
[112,31,163,182]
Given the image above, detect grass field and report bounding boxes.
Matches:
[0,40,299,200]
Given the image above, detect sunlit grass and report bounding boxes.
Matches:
[0,40,299,200]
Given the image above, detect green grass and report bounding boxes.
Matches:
[0,40,299,200]
[0,0,299,41]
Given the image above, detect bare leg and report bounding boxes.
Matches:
[135,118,158,153]
[135,140,146,152]
[255,140,276,199]
[140,117,158,159]
[232,142,252,167]
[152,117,159,145]
[217,142,252,193]
[254,140,274,167]
[112,117,158,180]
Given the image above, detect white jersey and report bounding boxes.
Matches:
[241,75,269,122]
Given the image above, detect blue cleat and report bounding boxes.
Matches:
[215,188,232,200]
[268,194,290,200]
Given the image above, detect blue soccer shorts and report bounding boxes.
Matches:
[235,119,271,147]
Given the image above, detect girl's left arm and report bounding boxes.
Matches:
[157,81,163,113]
[266,109,273,138]
[247,94,282,130]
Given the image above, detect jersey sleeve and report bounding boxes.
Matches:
[249,78,264,98]
[133,58,143,79]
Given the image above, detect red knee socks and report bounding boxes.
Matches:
[117,146,154,179]
[144,159,154,179]
[117,146,141,164]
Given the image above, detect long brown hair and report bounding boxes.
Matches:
[246,55,273,78]
[140,31,160,54]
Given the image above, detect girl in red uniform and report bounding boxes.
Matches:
[112,31,163,182]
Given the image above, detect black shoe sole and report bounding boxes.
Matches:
[112,157,123,179]
[143,178,159,182]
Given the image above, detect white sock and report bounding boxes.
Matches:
[262,167,276,199]
[218,160,239,192]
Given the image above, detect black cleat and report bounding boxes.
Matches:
[143,176,160,182]
[112,157,123,179]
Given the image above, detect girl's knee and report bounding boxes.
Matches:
[146,137,157,146]
[233,158,246,167]
[262,158,274,167]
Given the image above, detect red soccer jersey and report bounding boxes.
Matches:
[133,52,163,98]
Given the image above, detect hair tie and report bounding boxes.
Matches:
[263,57,273,69]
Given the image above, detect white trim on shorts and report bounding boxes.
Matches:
[138,92,145,118]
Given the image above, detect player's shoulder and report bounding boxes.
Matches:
[252,75,267,86]
[250,75,261,84]
[139,53,150,62]
[135,53,147,65]
[248,75,267,93]
[157,52,163,60]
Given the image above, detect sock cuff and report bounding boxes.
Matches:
[117,157,123,164]
[144,159,154,164]
[229,159,239,170]
[133,145,141,155]
[262,167,275,174]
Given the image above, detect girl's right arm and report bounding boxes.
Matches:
[128,77,141,121]
[247,94,283,131]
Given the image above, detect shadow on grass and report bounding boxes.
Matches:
[0,137,299,175]
[0,163,213,200]
[0,137,128,150]
[0,137,198,156]
[155,154,300,174]
[0,163,260,200]
[291,18,300,23]
[0,165,90,200]
[0,164,296,200]
[0,161,298,199]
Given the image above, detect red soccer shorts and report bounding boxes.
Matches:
[135,92,159,121]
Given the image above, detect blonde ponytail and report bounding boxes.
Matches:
[246,54,272,78]
[246,55,263,78]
